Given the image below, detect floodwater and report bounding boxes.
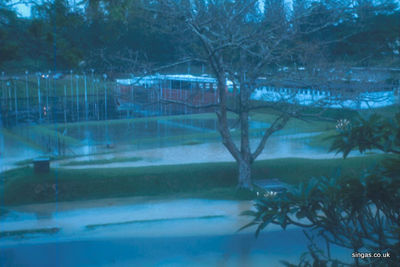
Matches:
[0,115,355,266]
[0,198,352,267]
[0,116,334,170]
[57,132,338,170]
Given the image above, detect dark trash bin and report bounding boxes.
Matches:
[33,157,50,173]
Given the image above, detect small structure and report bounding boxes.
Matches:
[33,157,50,173]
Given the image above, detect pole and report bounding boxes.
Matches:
[70,70,73,120]
[64,85,67,123]
[38,74,41,121]
[84,73,88,121]
[14,78,18,125]
[25,70,29,117]
[46,71,49,122]
[103,74,107,120]
[76,75,79,121]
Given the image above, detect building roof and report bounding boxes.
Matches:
[116,74,218,86]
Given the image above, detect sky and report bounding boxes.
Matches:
[13,2,32,17]
[16,5,30,17]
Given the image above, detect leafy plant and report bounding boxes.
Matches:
[242,111,400,266]
[329,112,400,158]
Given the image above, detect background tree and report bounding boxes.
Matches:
[329,0,400,66]
[1,0,398,71]
[0,1,30,69]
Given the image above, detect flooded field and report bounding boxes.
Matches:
[0,107,389,266]
[0,113,335,171]
[2,0,399,264]
[0,112,341,266]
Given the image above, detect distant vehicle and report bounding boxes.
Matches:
[41,74,49,79]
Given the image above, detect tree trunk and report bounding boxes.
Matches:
[238,158,253,189]
[237,79,253,190]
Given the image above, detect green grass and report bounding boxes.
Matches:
[0,125,80,156]
[86,215,225,230]
[2,155,385,206]
[0,128,45,151]
[14,159,35,166]
[0,207,9,217]
[305,130,337,149]
[61,156,143,166]
[361,105,400,118]
[250,112,335,134]
[51,112,231,130]
[30,125,80,146]
[0,227,60,239]
[182,140,204,146]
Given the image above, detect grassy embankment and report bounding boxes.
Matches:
[1,154,384,206]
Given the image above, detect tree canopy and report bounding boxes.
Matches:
[0,0,399,72]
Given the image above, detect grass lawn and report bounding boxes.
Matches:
[250,112,335,134]
[50,112,233,130]
[1,154,385,206]
[0,124,80,154]
[302,129,337,149]
[362,104,400,118]
[0,128,45,151]
[30,125,80,146]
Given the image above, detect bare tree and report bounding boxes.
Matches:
[145,0,357,189]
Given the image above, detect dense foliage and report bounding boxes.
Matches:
[0,0,177,72]
[0,0,399,72]
[330,112,400,158]
[242,111,400,266]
